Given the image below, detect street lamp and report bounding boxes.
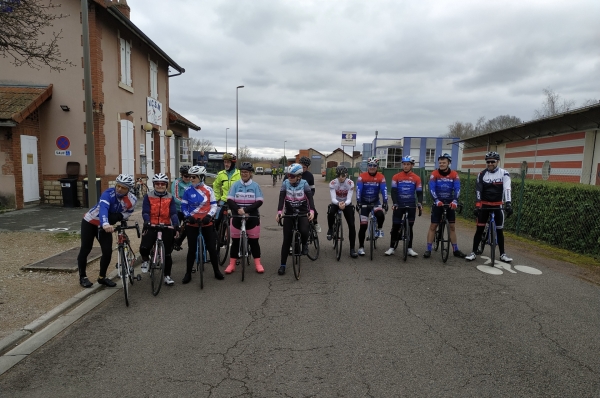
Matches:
[236,85,244,160]
[225,127,229,153]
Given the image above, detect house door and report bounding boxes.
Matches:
[21,135,40,202]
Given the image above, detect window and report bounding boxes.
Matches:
[387,147,403,169]
[179,138,191,165]
[425,149,435,163]
[120,38,132,86]
[149,60,158,99]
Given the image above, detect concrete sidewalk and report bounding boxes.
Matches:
[0,205,85,233]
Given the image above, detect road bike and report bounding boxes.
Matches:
[307,220,320,261]
[362,205,380,261]
[232,214,257,282]
[392,205,421,262]
[272,174,278,186]
[215,204,231,266]
[477,206,502,266]
[331,207,344,261]
[146,224,174,296]
[280,212,308,280]
[114,221,141,307]
[133,176,149,198]
[433,204,452,263]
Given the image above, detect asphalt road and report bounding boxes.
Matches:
[1,174,599,397]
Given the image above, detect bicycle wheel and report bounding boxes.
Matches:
[332,219,338,251]
[307,223,320,261]
[433,224,441,251]
[440,219,450,263]
[369,218,376,261]
[292,230,301,280]
[150,241,164,296]
[241,232,247,282]
[477,223,489,255]
[489,222,496,266]
[218,216,230,266]
[125,243,136,285]
[402,217,409,262]
[119,247,129,307]
[335,218,343,261]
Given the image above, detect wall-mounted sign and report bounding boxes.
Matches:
[55,150,72,156]
[146,97,163,125]
[56,136,70,150]
[27,153,34,164]
[140,144,145,155]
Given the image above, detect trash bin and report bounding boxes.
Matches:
[59,177,79,207]
[83,177,102,208]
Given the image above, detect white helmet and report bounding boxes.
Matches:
[152,173,169,183]
[188,165,206,176]
[115,174,134,189]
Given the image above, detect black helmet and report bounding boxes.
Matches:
[299,156,311,166]
[180,165,190,174]
[239,162,254,172]
[438,153,452,163]
[336,165,348,176]
[485,151,500,161]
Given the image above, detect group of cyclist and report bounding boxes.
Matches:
[76,149,513,288]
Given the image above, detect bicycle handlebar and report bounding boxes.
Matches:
[114,221,141,238]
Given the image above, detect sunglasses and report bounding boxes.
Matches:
[190,175,200,179]
[367,164,378,167]
[154,182,167,186]
[288,174,298,178]
[182,174,190,178]
[486,161,497,164]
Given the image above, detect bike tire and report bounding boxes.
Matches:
[150,241,164,296]
[119,247,129,307]
[441,219,450,263]
[402,217,409,262]
[126,243,136,285]
[335,218,343,261]
[489,222,496,266]
[198,234,205,289]
[307,223,320,261]
[477,223,488,255]
[241,232,247,282]
[218,216,230,266]
[292,230,301,280]
[433,224,441,251]
[332,219,338,251]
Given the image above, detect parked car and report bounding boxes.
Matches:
[264,168,272,175]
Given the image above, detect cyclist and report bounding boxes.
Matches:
[272,166,278,185]
[275,163,316,275]
[326,165,358,258]
[385,156,423,257]
[181,165,224,283]
[298,156,321,233]
[213,153,240,234]
[77,174,137,288]
[465,151,513,262]
[140,173,179,286]
[171,165,191,251]
[423,153,466,259]
[356,156,388,256]
[225,162,265,274]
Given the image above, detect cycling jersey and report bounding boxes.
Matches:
[356,172,387,205]
[391,171,423,207]
[429,169,460,204]
[227,179,264,215]
[329,178,354,205]
[142,191,179,226]
[475,167,511,207]
[213,168,240,202]
[181,183,217,226]
[83,188,136,227]
[283,170,316,193]
[277,178,315,215]
[171,177,191,212]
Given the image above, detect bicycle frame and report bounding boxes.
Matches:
[148,223,173,296]
[361,205,379,261]
[114,221,140,307]
[479,206,502,265]
[280,212,308,280]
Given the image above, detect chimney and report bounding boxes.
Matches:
[112,0,131,19]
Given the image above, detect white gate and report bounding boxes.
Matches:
[20,135,40,202]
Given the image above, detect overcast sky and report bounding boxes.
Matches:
[128,0,599,159]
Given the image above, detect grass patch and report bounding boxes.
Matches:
[51,232,80,244]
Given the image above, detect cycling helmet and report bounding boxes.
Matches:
[367,157,379,166]
[179,165,190,174]
[222,153,237,163]
[438,153,452,163]
[239,162,254,172]
[335,165,348,176]
[188,165,206,176]
[288,163,303,176]
[152,173,169,183]
[299,156,311,167]
[485,151,500,161]
[401,155,412,163]
[411,158,416,165]
[115,174,134,189]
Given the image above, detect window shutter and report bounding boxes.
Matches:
[120,38,126,84]
[159,130,166,174]
[125,41,132,86]
[169,135,176,179]
[150,60,158,99]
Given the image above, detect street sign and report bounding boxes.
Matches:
[55,150,72,156]
[56,136,70,150]
[341,132,356,146]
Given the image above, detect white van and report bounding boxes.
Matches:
[255,166,264,175]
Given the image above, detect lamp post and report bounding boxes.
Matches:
[236,85,244,160]
[225,127,229,153]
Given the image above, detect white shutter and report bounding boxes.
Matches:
[150,60,158,99]
[125,41,132,86]
[159,130,166,174]
[120,120,135,174]
[146,130,154,176]
[120,38,126,84]
[169,135,176,180]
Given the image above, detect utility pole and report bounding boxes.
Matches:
[82,0,97,205]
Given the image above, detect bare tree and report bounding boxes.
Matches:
[238,145,252,163]
[189,137,213,152]
[533,88,576,119]
[581,98,599,107]
[0,0,74,71]
[445,115,522,139]
[444,121,478,139]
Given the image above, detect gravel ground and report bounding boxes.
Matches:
[0,212,144,340]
